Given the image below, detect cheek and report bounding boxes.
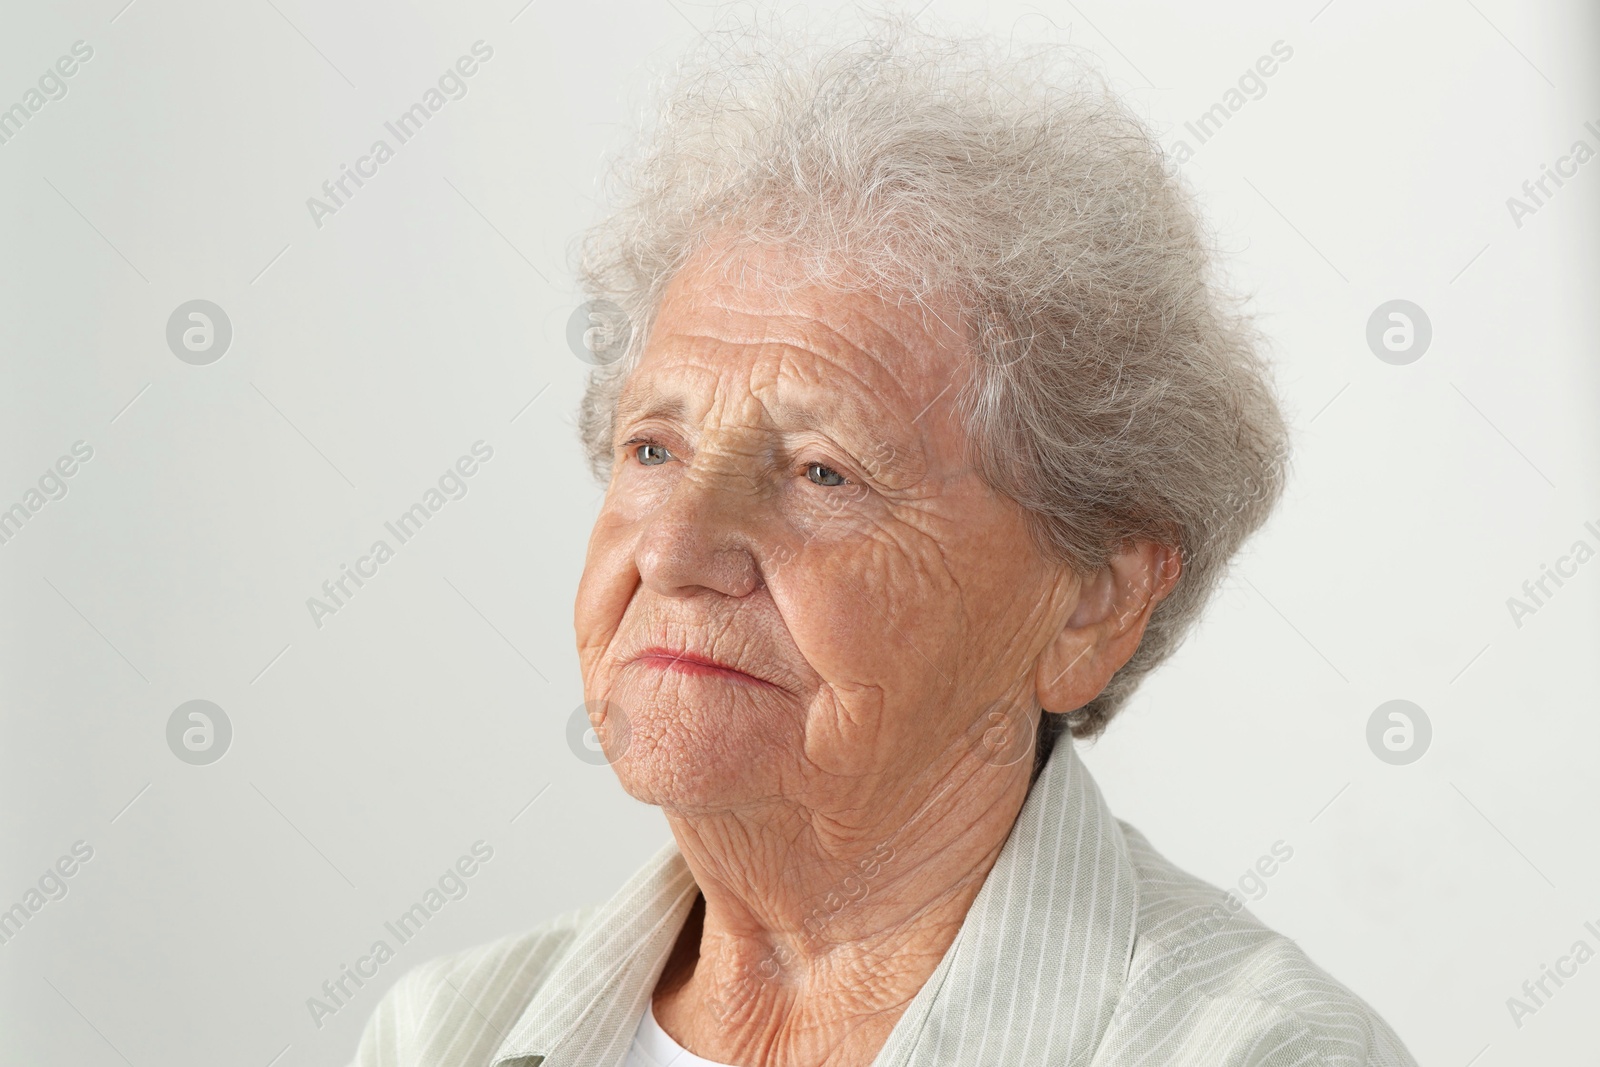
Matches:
[774,503,1046,709]
[773,523,963,699]
[574,506,641,673]
[770,525,982,775]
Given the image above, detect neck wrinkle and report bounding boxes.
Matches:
[652,752,1035,1066]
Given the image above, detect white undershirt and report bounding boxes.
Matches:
[623,1001,740,1067]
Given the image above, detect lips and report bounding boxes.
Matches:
[628,646,781,689]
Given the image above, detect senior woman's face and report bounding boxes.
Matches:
[575,245,1086,810]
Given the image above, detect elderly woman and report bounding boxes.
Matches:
[350,14,1415,1067]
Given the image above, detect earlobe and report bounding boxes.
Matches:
[1035,630,1100,713]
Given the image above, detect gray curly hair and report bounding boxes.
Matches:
[573,7,1289,741]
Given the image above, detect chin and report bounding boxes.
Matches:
[601,678,800,811]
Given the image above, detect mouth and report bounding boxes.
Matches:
[628,646,781,689]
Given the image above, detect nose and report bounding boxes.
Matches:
[634,465,762,599]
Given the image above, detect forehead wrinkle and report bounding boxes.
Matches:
[720,299,944,407]
[760,344,907,445]
[662,295,951,400]
[613,375,691,432]
[635,327,913,440]
[629,276,970,482]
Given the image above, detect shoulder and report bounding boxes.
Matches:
[346,904,598,1067]
[1104,822,1417,1067]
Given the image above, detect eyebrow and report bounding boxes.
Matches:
[612,334,936,483]
[611,386,687,435]
[615,384,893,443]
[764,396,897,444]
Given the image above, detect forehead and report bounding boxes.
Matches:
[621,244,970,436]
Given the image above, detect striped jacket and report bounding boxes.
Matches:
[347,740,1417,1066]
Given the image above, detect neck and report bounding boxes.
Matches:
[651,754,1034,1067]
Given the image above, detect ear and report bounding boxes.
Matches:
[1034,540,1182,713]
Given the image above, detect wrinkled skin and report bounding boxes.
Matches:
[574,241,1179,1066]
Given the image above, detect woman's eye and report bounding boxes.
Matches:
[635,443,672,466]
[806,462,846,487]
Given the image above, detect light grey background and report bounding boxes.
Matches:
[2,1,1596,1064]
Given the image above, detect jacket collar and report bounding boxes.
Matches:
[491,739,1138,1067]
